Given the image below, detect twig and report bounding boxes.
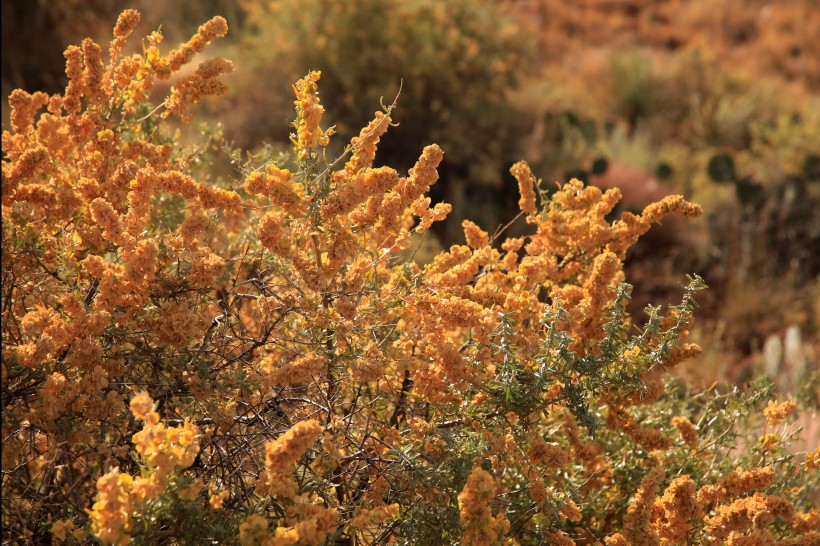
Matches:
[310,80,403,187]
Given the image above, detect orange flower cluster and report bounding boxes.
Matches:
[263,494,339,546]
[87,393,201,544]
[622,466,665,545]
[86,469,139,545]
[707,493,794,541]
[653,476,701,545]
[166,58,234,121]
[601,451,817,546]
[245,166,306,215]
[247,421,339,544]
[763,400,797,425]
[321,167,399,221]
[161,16,229,78]
[341,111,391,178]
[509,161,538,220]
[671,415,699,449]
[260,419,323,500]
[291,71,333,159]
[697,466,777,506]
[527,436,570,469]
[129,392,200,476]
[607,405,672,453]
[458,467,510,546]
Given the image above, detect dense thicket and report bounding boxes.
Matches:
[2,10,818,545]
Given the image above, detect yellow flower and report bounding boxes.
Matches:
[623,346,641,359]
[291,71,333,159]
[52,519,74,541]
[759,433,780,450]
[129,392,158,423]
[239,514,269,546]
[509,161,538,219]
[130,475,163,504]
[763,400,797,425]
[179,426,197,447]
[209,488,230,510]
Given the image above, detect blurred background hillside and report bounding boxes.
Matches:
[3,0,818,400]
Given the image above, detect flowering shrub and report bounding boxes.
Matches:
[2,10,819,545]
